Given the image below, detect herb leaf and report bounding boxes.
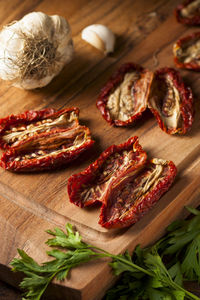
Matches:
[10,207,200,300]
[168,262,183,287]
[181,235,200,281]
[46,223,87,249]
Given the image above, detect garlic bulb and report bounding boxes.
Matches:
[0,12,74,89]
[81,24,115,55]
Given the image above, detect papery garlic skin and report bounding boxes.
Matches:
[0,12,74,89]
[81,24,115,54]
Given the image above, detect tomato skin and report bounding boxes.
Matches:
[99,159,177,229]
[0,108,80,149]
[96,63,153,126]
[148,67,194,135]
[68,136,147,207]
[0,108,94,172]
[68,137,177,229]
[174,32,200,71]
[175,0,200,25]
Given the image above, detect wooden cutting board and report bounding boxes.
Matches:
[1,0,200,299]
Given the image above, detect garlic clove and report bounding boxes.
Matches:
[82,30,106,53]
[81,24,115,55]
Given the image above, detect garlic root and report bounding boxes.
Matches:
[0,12,74,89]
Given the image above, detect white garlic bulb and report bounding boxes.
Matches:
[81,24,115,55]
[0,12,74,89]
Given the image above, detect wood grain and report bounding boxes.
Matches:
[0,0,200,299]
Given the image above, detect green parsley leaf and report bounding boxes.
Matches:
[10,207,200,300]
[168,262,183,287]
[46,223,87,249]
[181,235,200,281]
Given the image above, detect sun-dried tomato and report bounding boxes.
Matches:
[99,158,177,229]
[68,136,147,207]
[96,63,194,135]
[148,67,194,135]
[68,137,177,229]
[173,32,200,70]
[0,108,80,149]
[0,108,94,172]
[175,0,200,25]
[96,63,153,126]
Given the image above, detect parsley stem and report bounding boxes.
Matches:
[111,254,153,276]
[89,245,153,276]
[107,254,200,300]
[171,281,200,300]
[12,219,200,300]
[90,247,200,300]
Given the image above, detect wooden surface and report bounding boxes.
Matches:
[1,0,200,299]
[0,280,21,300]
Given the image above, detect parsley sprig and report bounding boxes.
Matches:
[11,207,200,300]
[106,207,200,300]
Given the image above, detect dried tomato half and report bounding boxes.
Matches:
[175,0,200,25]
[68,137,177,229]
[68,136,147,207]
[96,63,153,126]
[99,158,177,229]
[0,108,79,149]
[148,67,194,135]
[173,32,200,70]
[0,108,94,172]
